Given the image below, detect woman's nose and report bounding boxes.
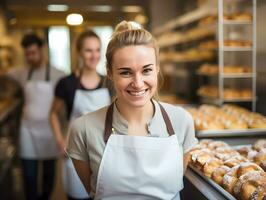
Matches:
[131,74,144,88]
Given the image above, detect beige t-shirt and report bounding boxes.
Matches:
[66,100,198,197]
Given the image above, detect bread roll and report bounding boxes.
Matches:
[253,140,266,151]
[224,155,248,168]
[211,165,231,185]
[202,157,223,177]
[233,171,266,200]
[222,162,264,194]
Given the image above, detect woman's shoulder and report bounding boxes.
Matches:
[56,73,78,89]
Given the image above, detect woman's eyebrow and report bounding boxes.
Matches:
[117,64,154,71]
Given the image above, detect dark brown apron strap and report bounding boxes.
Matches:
[158,103,175,136]
[104,102,114,143]
[103,102,175,143]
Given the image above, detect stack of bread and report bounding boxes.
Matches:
[224,12,252,22]
[197,86,252,100]
[199,12,252,26]
[224,40,252,47]
[188,139,266,200]
[157,27,215,48]
[160,49,214,63]
[198,40,252,49]
[186,104,266,131]
[197,63,252,75]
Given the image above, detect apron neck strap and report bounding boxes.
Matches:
[104,101,175,143]
[27,65,50,81]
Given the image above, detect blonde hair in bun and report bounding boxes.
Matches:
[106,20,159,73]
[112,21,142,36]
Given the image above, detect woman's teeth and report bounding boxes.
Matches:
[128,90,146,96]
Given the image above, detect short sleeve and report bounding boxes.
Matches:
[66,117,89,162]
[183,111,198,153]
[54,78,67,100]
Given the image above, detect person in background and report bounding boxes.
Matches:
[66,21,198,200]
[8,33,65,200]
[49,30,112,200]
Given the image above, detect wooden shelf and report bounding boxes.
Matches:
[153,6,216,36]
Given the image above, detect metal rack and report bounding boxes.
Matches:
[217,0,257,111]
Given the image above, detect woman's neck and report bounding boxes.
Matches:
[116,99,154,125]
[79,67,101,89]
[81,67,98,77]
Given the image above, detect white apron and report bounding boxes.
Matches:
[94,103,183,200]
[20,66,59,159]
[63,77,111,198]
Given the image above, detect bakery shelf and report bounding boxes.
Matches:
[197,72,254,78]
[0,99,21,124]
[196,128,266,138]
[158,27,215,48]
[199,96,256,105]
[223,20,252,25]
[223,47,252,51]
[187,165,236,200]
[222,73,254,78]
[153,6,216,36]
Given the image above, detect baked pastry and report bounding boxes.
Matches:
[199,139,214,146]
[208,141,229,150]
[215,146,235,154]
[211,165,231,185]
[253,140,266,151]
[222,162,264,194]
[202,157,223,177]
[232,12,252,21]
[254,150,266,169]
[237,146,252,157]
[191,151,215,170]
[224,155,248,168]
[247,150,259,161]
[250,183,266,200]
[233,171,266,200]
[215,152,240,161]
[250,120,266,129]
[188,148,214,166]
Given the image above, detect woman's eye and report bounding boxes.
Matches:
[143,68,152,74]
[120,71,131,76]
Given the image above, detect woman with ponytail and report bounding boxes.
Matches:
[66,21,197,200]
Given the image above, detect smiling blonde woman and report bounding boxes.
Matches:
[66,21,198,200]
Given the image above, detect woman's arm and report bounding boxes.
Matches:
[49,97,66,155]
[183,152,190,173]
[72,158,91,194]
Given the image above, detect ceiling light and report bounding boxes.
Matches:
[66,13,83,25]
[47,4,69,12]
[89,5,113,12]
[121,6,143,13]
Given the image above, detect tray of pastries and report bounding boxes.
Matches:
[197,86,252,100]
[197,63,252,75]
[199,13,252,26]
[185,104,266,136]
[188,139,266,200]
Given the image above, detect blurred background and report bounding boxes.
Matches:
[0,0,266,199]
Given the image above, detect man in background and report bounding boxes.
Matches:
[8,33,64,200]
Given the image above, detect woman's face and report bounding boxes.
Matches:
[110,45,158,108]
[79,37,101,70]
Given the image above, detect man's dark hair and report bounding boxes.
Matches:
[21,33,44,48]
